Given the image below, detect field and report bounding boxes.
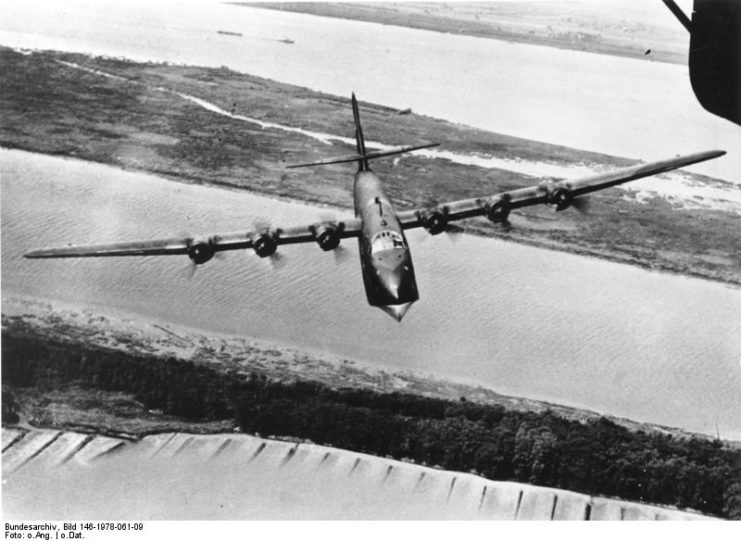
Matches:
[2,427,717,519]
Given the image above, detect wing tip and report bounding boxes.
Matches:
[24,250,76,259]
[683,149,726,166]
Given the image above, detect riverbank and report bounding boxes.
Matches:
[2,295,736,445]
[246,2,688,65]
[3,296,740,518]
[2,47,739,285]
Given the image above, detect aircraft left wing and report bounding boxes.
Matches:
[395,150,726,231]
[24,218,363,262]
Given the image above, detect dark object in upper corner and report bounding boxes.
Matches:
[689,0,741,125]
[665,0,741,126]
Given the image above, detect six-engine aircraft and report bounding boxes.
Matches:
[25,94,726,321]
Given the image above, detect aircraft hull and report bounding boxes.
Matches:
[354,170,419,320]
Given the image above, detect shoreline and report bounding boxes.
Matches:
[5,144,740,290]
[2,47,738,287]
[3,294,737,446]
[4,295,740,519]
[244,2,688,66]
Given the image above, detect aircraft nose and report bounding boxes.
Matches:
[378,268,402,301]
[379,302,413,322]
[375,268,415,321]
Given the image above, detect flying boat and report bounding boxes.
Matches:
[25,94,726,321]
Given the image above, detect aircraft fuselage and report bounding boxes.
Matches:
[354,169,419,321]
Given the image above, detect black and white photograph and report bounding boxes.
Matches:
[1,0,740,529]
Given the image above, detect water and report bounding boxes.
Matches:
[0,0,739,183]
[3,149,740,439]
[2,1,740,438]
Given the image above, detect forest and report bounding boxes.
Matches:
[2,331,739,519]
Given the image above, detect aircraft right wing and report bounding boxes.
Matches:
[395,150,726,231]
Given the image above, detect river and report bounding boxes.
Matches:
[0,0,739,183]
[3,149,740,439]
[2,0,740,439]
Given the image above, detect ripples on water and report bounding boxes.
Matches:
[2,149,741,438]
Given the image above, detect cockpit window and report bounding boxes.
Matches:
[371,230,406,254]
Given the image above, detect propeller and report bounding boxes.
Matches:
[443,223,465,242]
[500,218,513,232]
[181,237,225,280]
[253,217,272,232]
[177,232,200,280]
[184,260,198,280]
[414,203,465,245]
[252,217,286,269]
[269,251,288,270]
[333,244,352,265]
[571,196,591,214]
[421,200,469,239]
[318,211,351,264]
[181,227,230,272]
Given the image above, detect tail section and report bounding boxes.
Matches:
[287,93,438,170]
[351,92,368,170]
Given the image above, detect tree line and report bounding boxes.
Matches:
[2,331,739,519]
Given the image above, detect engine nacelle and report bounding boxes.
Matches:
[418,209,448,235]
[547,186,573,211]
[188,239,215,265]
[312,224,341,251]
[253,233,277,258]
[484,197,511,223]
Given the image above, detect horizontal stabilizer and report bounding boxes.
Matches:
[287,143,439,169]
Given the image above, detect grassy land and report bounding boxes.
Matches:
[1,47,740,284]
[4,385,237,439]
[245,1,688,65]
[3,298,737,445]
[4,317,740,518]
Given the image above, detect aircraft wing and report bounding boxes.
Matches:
[395,150,726,229]
[24,217,363,261]
[22,150,726,261]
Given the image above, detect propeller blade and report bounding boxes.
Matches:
[270,251,288,270]
[253,217,272,232]
[184,261,198,280]
[333,244,351,265]
[444,223,465,242]
[177,232,197,279]
[572,196,591,214]
[319,211,337,222]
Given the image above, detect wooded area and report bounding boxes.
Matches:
[2,331,739,518]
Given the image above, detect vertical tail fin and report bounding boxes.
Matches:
[351,93,369,171]
[285,93,439,170]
